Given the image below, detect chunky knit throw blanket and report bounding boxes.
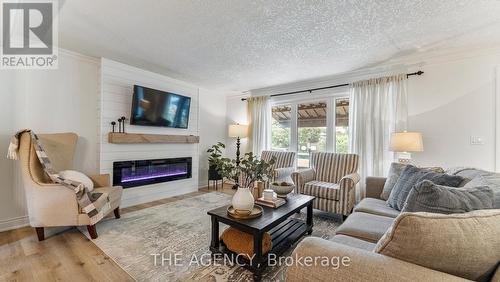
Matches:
[8,130,110,225]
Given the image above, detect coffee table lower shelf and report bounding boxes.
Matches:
[211,218,311,279]
[207,194,315,281]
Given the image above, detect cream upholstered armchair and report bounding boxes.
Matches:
[292,152,359,219]
[17,132,123,241]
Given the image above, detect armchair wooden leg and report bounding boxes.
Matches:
[35,227,44,241]
[87,225,98,239]
[113,207,121,219]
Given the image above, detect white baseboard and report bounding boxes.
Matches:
[0,215,29,232]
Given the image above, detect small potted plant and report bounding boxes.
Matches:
[207,142,225,180]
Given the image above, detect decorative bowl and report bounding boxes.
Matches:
[269,182,295,198]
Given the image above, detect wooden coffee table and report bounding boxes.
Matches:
[207,193,315,280]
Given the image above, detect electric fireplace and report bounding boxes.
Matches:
[113,157,192,188]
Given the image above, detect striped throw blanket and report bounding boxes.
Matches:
[7,130,110,225]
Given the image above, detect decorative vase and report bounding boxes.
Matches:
[232,186,254,212]
[252,181,265,199]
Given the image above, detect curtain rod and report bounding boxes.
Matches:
[241,70,424,101]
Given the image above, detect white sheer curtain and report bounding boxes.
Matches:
[247,96,271,156]
[349,74,408,201]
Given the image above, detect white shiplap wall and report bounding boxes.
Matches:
[99,58,200,207]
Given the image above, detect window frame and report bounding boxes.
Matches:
[270,89,350,156]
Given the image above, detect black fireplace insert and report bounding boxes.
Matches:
[113,157,192,188]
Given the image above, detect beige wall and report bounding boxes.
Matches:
[408,53,500,170]
[0,50,100,231]
[198,89,228,187]
[228,51,500,172]
[225,96,250,160]
[0,52,227,231]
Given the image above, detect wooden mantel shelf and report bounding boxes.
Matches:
[108,133,199,144]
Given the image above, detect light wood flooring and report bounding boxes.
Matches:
[0,184,234,282]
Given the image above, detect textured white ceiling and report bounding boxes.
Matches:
[58,0,500,92]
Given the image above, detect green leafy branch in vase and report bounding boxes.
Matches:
[216,152,276,189]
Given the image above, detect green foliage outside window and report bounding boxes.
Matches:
[271,119,290,150]
[335,130,348,154]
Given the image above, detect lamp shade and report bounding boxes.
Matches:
[228,124,248,138]
[390,132,423,152]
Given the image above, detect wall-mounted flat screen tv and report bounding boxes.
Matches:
[130,85,191,129]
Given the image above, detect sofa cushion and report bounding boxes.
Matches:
[331,234,377,251]
[387,165,464,210]
[335,212,394,243]
[303,180,340,200]
[354,198,400,218]
[402,180,494,214]
[375,209,500,281]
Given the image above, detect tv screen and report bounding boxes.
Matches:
[130,85,191,129]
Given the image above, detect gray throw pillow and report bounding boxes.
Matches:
[380,163,444,200]
[380,163,407,200]
[402,180,494,214]
[387,165,465,211]
[464,173,500,208]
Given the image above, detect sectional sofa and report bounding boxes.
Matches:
[286,168,500,282]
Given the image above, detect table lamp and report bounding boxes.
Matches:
[228,124,248,166]
[389,131,423,163]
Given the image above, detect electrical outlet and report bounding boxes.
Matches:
[470,136,484,145]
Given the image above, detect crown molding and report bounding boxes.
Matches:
[58,47,100,64]
[225,92,249,99]
[384,44,500,67]
[249,44,500,97]
[250,64,411,97]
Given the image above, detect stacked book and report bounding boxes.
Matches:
[255,197,286,208]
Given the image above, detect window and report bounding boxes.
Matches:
[271,105,291,151]
[270,95,349,168]
[335,98,349,154]
[297,101,327,168]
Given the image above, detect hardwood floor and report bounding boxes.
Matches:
[0,185,234,282]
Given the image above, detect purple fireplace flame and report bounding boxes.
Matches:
[113,157,192,188]
[121,169,188,183]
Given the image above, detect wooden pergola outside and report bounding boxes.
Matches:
[272,99,349,127]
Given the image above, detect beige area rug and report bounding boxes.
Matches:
[80,192,341,281]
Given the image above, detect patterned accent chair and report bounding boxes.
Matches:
[292,152,359,219]
[261,150,297,183]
